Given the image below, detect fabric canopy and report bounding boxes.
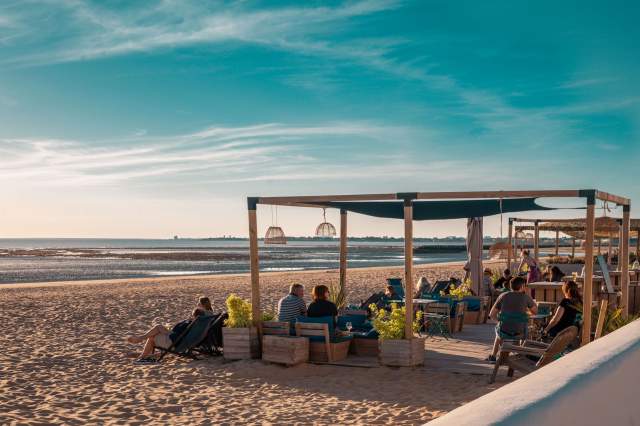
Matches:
[311,198,557,221]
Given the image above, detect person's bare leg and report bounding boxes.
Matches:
[138,336,157,358]
[127,324,169,344]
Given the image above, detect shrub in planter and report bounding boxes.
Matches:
[370,303,425,366]
[223,294,259,360]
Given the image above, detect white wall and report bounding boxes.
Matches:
[427,319,640,425]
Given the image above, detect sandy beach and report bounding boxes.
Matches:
[0,262,505,425]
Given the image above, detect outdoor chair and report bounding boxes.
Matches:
[157,314,222,362]
[489,326,578,383]
[387,277,405,299]
[424,302,452,339]
[495,311,530,343]
[295,316,352,363]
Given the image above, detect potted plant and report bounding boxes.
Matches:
[370,303,425,367]
[222,294,260,360]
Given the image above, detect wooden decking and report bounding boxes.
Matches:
[326,322,498,374]
[424,323,496,375]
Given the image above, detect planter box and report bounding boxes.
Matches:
[262,335,309,365]
[350,337,379,357]
[379,337,425,367]
[309,340,351,363]
[223,327,260,360]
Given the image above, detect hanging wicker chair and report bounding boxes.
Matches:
[315,208,337,237]
[265,226,287,245]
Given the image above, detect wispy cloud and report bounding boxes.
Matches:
[0,121,429,186]
[1,0,400,66]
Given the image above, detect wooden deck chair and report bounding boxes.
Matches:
[489,326,578,383]
[156,314,218,362]
[295,320,352,363]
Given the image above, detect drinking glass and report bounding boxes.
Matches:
[346,322,353,333]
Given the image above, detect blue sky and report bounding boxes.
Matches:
[0,0,638,238]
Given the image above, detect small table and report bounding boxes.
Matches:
[412,299,440,334]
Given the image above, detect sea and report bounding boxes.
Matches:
[0,238,475,284]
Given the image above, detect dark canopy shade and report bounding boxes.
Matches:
[312,198,560,220]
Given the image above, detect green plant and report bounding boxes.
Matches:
[261,311,276,321]
[369,303,423,340]
[491,269,501,285]
[441,278,473,300]
[225,294,253,328]
[329,281,347,310]
[592,306,640,335]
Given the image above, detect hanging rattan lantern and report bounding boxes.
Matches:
[489,241,512,259]
[315,208,337,238]
[265,226,286,244]
[264,206,287,245]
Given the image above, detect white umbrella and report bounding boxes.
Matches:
[465,217,484,295]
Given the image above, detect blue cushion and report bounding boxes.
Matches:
[337,314,367,329]
[462,297,482,311]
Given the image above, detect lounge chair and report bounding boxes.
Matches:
[489,326,578,383]
[295,316,353,363]
[387,277,405,299]
[156,314,223,361]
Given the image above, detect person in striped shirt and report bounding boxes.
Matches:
[277,283,307,323]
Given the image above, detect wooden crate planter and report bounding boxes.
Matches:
[379,337,425,367]
[350,337,379,357]
[262,335,309,365]
[223,327,260,360]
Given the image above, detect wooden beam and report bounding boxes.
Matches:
[594,299,608,340]
[555,229,560,256]
[571,238,576,258]
[621,206,631,318]
[258,193,396,204]
[534,221,540,263]
[597,238,602,255]
[416,190,580,200]
[404,201,414,340]
[248,208,261,326]
[507,219,513,270]
[339,209,348,294]
[595,190,630,206]
[581,202,596,346]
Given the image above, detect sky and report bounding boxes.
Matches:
[0,0,638,238]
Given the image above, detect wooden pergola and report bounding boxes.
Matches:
[511,217,640,260]
[247,189,631,346]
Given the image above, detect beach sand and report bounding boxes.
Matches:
[0,262,505,425]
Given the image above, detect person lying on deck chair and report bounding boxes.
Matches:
[127,308,206,364]
[485,277,537,363]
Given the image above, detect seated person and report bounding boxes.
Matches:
[550,266,565,282]
[544,281,582,338]
[277,283,306,323]
[127,308,205,363]
[482,268,496,297]
[486,277,537,362]
[307,285,338,324]
[414,276,431,298]
[198,295,214,314]
[376,285,400,310]
[493,269,512,291]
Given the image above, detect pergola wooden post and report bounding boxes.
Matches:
[339,209,348,292]
[403,199,414,340]
[582,197,596,346]
[555,229,560,256]
[597,238,602,255]
[621,205,631,317]
[571,238,576,258]
[247,198,261,325]
[507,218,514,270]
[534,220,540,263]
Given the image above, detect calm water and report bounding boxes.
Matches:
[0,238,472,284]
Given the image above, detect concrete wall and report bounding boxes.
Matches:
[428,319,640,425]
